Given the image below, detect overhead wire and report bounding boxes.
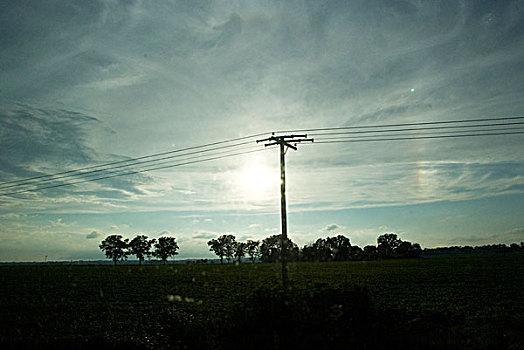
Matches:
[1,115,523,197]
[1,147,275,197]
[307,121,524,137]
[312,128,524,141]
[310,131,524,144]
[0,139,257,191]
[274,115,524,134]
[0,131,268,189]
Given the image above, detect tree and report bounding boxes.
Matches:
[300,243,317,262]
[128,235,154,265]
[99,235,129,265]
[349,245,364,261]
[396,241,422,258]
[260,234,299,263]
[411,243,422,258]
[234,242,247,263]
[208,238,225,264]
[377,233,402,259]
[327,235,352,261]
[208,235,237,263]
[363,245,378,260]
[246,240,260,263]
[153,237,179,264]
[312,238,332,262]
[220,235,237,263]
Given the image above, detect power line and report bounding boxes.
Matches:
[313,127,524,141]
[0,140,256,190]
[310,131,524,144]
[275,115,524,134]
[2,115,523,197]
[4,116,522,190]
[308,121,524,137]
[1,147,273,197]
[0,132,268,188]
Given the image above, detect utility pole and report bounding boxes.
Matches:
[257,134,313,289]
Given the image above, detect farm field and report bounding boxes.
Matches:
[1,253,523,350]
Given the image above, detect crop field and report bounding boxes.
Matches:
[1,253,523,350]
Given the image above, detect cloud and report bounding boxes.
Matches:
[178,190,196,195]
[157,230,172,237]
[192,231,217,240]
[0,213,21,219]
[322,224,340,232]
[248,224,260,229]
[110,224,129,230]
[52,218,66,227]
[86,231,100,239]
[500,227,524,241]
[0,104,151,209]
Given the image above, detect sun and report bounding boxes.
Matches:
[236,163,277,198]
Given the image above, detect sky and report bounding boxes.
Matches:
[1,0,523,261]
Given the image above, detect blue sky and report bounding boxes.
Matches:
[0,0,523,261]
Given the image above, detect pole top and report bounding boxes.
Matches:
[256,134,314,149]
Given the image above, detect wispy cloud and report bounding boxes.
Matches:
[86,231,100,239]
[321,224,340,232]
[192,231,217,240]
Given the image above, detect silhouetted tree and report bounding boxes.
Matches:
[260,234,299,263]
[312,238,332,261]
[411,243,422,258]
[234,242,247,263]
[208,234,237,263]
[246,240,260,263]
[208,238,225,264]
[349,245,364,261]
[300,243,317,262]
[301,235,352,262]
[99,235,129,265]
[152,237,179,264]
[208,238,224,263]
[363,245,378,260]
[327,235,352,261]
[220,234,237,263]
[377,233,402,259]
[128,234,154,265]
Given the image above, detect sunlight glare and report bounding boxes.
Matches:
[236,163,277,198]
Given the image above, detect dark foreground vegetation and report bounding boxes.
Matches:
[1,253,523,350]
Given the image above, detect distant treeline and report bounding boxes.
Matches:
[99,234,179,265]
[422,242,524,257]
[96,233,524,265]
[207,233,422,263]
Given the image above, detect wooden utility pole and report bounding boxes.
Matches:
[257,134,313,288]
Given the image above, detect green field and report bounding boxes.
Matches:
[1,254,523,349]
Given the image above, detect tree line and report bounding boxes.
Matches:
[207,232,422,263]
[422,242,524,257]
[100,232,524,265]
[99,235,179,265]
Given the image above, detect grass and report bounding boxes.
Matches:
[1,253,523,349]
